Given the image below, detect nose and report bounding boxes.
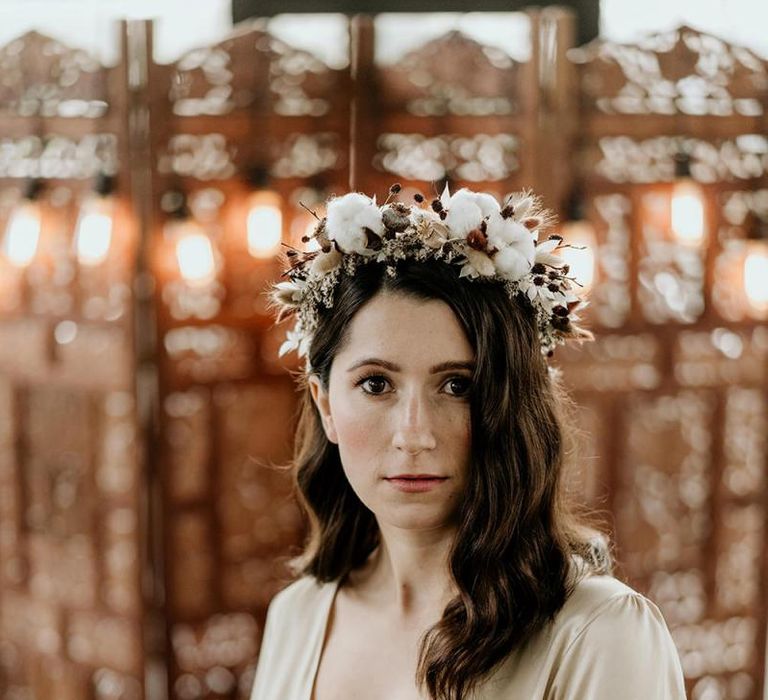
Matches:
[391,387,437,455]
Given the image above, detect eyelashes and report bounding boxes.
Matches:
[353,373,472,399]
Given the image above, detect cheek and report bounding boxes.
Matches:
[330,395,382,451]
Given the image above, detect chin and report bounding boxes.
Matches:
[377,507,455,531]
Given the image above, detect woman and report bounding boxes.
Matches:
[250,185,686,700]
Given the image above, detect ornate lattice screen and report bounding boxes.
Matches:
[0,13,766,700]
[0,25,145,700]
[556,25,768,700]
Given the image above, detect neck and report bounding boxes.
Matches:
[358,522,458,622]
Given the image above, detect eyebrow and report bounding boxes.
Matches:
[346,358,475,374]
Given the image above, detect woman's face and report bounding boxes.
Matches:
[308,291,473,531]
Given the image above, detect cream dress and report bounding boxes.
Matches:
[250,571,687,700]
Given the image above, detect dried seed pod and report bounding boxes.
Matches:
[382,206,410,232]
[389,183,402,194]
[523,217,541,230]
[553,305,569,317]
[500,204,515,219]
[531,263,546,274]
[466,228,488,251]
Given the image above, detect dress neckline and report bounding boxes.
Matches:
[308,576,343,700]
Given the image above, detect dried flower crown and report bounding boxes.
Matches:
[269,183,594,369]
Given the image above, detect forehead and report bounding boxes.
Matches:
[337,292,474,364]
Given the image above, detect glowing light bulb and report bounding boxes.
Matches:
[559,220,596,292]
[176,233,216,286]
[670,179,705,247]
[166,217,217,287]
[2,201,41,267]
[74,196,114,266]
[744,241,768,316]
[246,190,283,258]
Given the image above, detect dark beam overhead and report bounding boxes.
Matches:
[232,0,599,47]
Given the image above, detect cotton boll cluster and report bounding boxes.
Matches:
[325,192,384,255]
[488,217,535,281]
[270,183,593,366]
[439,185,538,283]
[493,243,534,281]
[441,189,485,238]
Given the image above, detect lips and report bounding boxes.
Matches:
[385,475,448,493]
[386,474,446,480]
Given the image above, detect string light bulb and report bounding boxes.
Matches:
[670,151,705,248]
[743,216,768,318]
[2,179,43,268]
[163,191,218,287]
[559,189,596,293]
[74,172,115,266]
[245,166,283,259]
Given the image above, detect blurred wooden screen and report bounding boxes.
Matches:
[0,12,765,700]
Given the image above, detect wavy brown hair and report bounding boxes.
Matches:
[281,257,612,700]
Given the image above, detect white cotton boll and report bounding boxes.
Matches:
[472,192,501,218]
[444,189,484,238]
[486,215,530,247]
[494,241,535,281]
[325,192,384,254]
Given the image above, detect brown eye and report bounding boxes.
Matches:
[356,374,390,396]
[444,376,472,397]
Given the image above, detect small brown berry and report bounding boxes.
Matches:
[533,276,545,286]
[431,199,443,213]
[531,263,546,274]
[414,193,424,203]
[389,183,402,194]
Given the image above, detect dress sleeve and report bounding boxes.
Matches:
[547,592,687,700]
